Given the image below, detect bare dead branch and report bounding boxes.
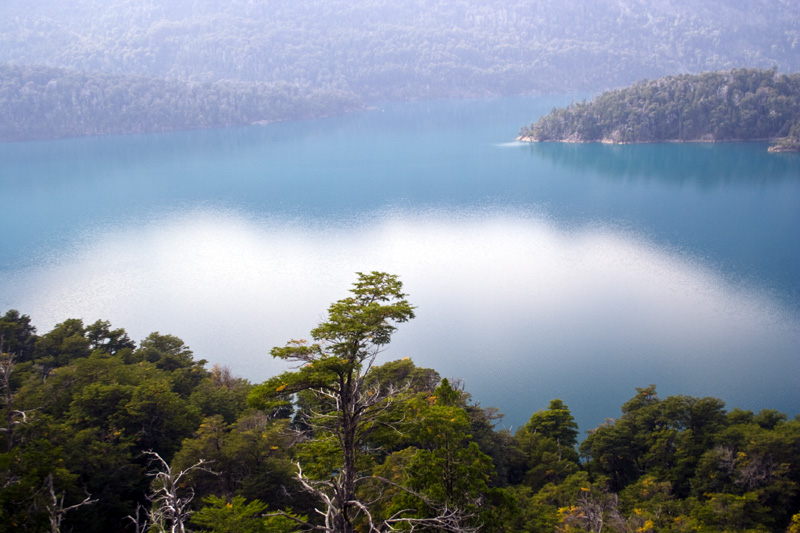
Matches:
[125,503,150,533]
[141,451,217,533]
[45,473,97,533]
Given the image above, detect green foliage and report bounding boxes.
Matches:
[504,484,554,532]
[691,416,800,529]
[515,399,580,491]
[34,318,91,369]
[2,304,799,532]
[0,310,37,362]
[522,398,579,447]
[520,68,800,150]
[172,412,306,514]
[0,315,211,532]
[247,272,424,531]
[574,386,800,531]
[0,437,76,532]
[189,364,253,424]
[365,357,440,396]
[132,332,208,397]
[366,381,506,530]
[404,399,489,501]
[581,386,729,495]
[191,495,303,533]
[248,271,415,416]
[192,495,268,533]
[466,403,524,488]
[85,319,135,356]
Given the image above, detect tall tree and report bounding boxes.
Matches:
[85,320,135,356]
[516,399,580,491]
[0,310,37,362]
[248,272,415,532]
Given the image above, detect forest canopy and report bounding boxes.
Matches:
[518,68,800,150]
[1,273,799,532]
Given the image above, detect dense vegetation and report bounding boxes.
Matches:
[0,63,363,141]
[518,68,800,149]
[1,0,799,140]
[1,273,799,532]
[3,0,798,98]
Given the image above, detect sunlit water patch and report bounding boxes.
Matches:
[3,207,797,432]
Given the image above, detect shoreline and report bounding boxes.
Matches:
[516,136,778,144]
[516,135,796,151]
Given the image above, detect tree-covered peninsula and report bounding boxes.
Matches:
[0,63,363,141]
[518,68,800,151]
[1,272,799,532]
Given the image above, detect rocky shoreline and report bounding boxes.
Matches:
[516,134,798,152]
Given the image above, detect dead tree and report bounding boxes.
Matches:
[138,451,215,533]
[0,338,35,451]
[267,460,480,532]
[44,473,97,533]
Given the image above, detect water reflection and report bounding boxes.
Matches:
[3,207,797,432]
[525,141,800,187]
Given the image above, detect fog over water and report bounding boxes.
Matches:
[1,97,798,432]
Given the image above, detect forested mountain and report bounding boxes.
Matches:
[518,68,800,149]
[0,0,799,140]
[0,63,362,141]
[1,273,799,532]
[2,0,798,100]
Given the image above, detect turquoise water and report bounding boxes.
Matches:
[1,97,798,433]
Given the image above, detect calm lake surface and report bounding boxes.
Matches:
[1,97,799,433]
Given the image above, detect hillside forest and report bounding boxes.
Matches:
[517,68,800,150]
[0,64,363,142]
[1,0,799,140]
[1,273,798,532]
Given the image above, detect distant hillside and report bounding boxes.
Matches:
[1,0,798,100]
[518,68,800,150]
[0,63,363,141]
[3,1,800,140]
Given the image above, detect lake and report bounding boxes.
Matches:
[1,96,798,434]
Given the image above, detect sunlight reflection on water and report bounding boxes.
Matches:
[3,207,798,432]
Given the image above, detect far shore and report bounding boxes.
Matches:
[516,135,797,151]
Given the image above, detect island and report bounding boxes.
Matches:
[518,68,800,151]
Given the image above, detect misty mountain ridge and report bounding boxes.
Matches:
[2,0,798,97]
[0,0,798,139]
